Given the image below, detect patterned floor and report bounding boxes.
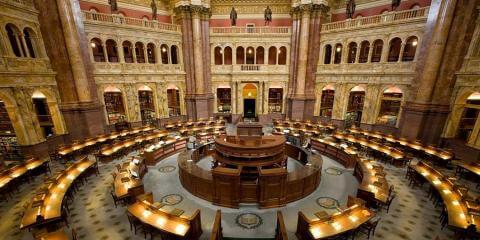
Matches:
[0,149,477,239]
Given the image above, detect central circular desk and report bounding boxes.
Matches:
[178,135,323,208]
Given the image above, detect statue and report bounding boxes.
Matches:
[391,0,401,10]
[230,7,237,26]
[108,0,118,13]
[264,6,272,26]
[346,0,356,19]
[151,0,157,21]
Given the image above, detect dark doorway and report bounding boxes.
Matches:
[244,99,255,118]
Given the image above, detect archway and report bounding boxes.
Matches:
[31,91,55,138]
[320,84,335,117]
[90,38,105,62]
[242,83,257,119]
[0,98,21,159]
[377,86,403,126]
[138,85,155,123]
[167,85,181,117]
[346,85,366,128]
[103,86,126,124]
[457,92,480,141]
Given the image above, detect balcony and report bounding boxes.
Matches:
[82,11,181,33]
[212,65,289,75]
[316,62,417,76]
[322,7,429,33]
[210,26,291,36]
[92,62,185,75]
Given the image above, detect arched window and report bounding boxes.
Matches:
[256,47,264,64]
[334,44,342,64]
[214,46,223,65]
[358,41,370,63]
[324,45,332,64]
[122,41,133,63]
[236,47,245,64]
[268,46,277,65]
[278,47,287,65]
[171,45,178,64]
[388,37,402,62]
[105,39,118,62]
[246,47,255,64]
[135,42,145,63]
[146,43,156,63]
[23,28,37,58]
[402,36,418,62]
[224,47,232,65]
[6,24,23,57]
[371,39,383,63]
[347,42,357,63]
[90,38,105,62]
[377,86,403,126]
[320,85,335,117]
[160,44,168,64]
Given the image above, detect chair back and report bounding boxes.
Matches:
[72,228,78,240]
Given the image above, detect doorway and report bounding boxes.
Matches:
[244,99,256,118]
[242,83,257,119]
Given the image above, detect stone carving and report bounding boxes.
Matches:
[264,6,272,26]
[151,0,157,21]
[346,0,356,19]
[230,7,237,26]
[392,0,401,10]
[108,0,118,13]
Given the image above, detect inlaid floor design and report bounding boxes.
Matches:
[0,150,474,239]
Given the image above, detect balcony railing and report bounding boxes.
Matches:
[210,26,291,35]
[82,11,181,33]
[322,7,429,32]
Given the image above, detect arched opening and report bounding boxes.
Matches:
[371,39,383,63]
[324,45,332,64]
[214,46,223,65]
[236,47,245,64]
[346,85,365,128]
[402,36,418,62]
[347,42,357,63]
[377,86,403,126]
[243,83,257,118]
[388,37,402,62]
[171,45,178,64]
[246,47,255,64]
[32,91,55,138]
[138,85,155,123]
[334,44,342,64]
[90,38,105,62]
[167,86,181,116]
[278,47,287,65]
[104,86,126,124]
[268,46,277,65]
[122,41,134,63]
[217,87,231,113]
[161,44,169,64]
[23,28,37,58]
[320,85,335,118]
[358,41,370,63]
[6,24,23,57]
[224,47,232,65]
[457,92,480,141]
[135,42,145,63]
[146,43,155,64]
[0,98,21,160]
[105,39,118,62]
[268,88,283,113]
[256,47,264,64]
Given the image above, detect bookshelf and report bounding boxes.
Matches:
[167,89,181,116]
[217,88,231,113]
[104,92,126,124]
[0,101,21,160]
[377,92,402,126]
[139,90,155,122]
[320,90,334,117]
[268,88,283,113]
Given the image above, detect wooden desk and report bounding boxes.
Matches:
[311,138,358,169]
[411,161,480,232]
[0,158,48,190]
[456,162,480,178]
[114,158,146,199]
[37,230,68,240]
[296,197,375,239]
[128,193,202,239]
[333,132,405,161]
[355,159,389,204]
[143,138,187,165]
[21,157,96,229]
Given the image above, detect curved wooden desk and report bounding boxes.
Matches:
[0,158,48,191]
[273,120,335,136]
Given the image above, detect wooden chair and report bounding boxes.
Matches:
[126,212,146,235]
[110,191,122,208]
[380,194,395,213]
[355,217,380,239]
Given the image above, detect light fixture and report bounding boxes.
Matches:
[248,49,252,54]
[91,42,96,48]
[336,47,341,52]
[162,47,167,52]
[412,40,418,46]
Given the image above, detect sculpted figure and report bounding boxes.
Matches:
[392,0,401,10]
[346,0,356,19]
[151,0,157,20]
[264,6,272,25]
[108,0,118,13]
[230,7,237,26]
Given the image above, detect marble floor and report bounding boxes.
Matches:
[0,148,470,240]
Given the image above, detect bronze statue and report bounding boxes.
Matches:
[392,0,401,10]
[108,0,118,13]
[264,6,272,26]
[346,0,356,19]
[151,0,157,21]
[230,7,237,26]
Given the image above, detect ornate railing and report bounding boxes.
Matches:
[322,7,429,32]
[210,26,291,35]
[82,11,181,33]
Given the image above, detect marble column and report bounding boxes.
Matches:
[294,5,311,96]
[192,7,204,94]
[118,41,125,63]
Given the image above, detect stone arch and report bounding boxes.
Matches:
[31,88,67,136]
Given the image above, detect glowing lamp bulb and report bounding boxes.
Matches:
[412,41,418,46]
[91,42,96,48]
